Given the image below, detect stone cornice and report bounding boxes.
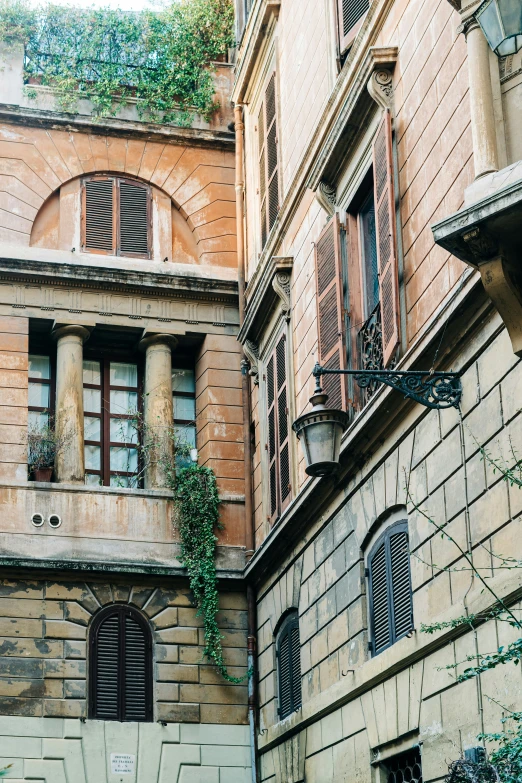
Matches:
[237,255,293,343]
[232,0,281,104]
[0,103,235,150]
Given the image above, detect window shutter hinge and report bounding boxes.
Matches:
[364,567,369,578]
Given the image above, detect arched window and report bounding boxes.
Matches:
[276,611,301,719]
[89,605,153,722]
[367,520,413,656]
[82,175,151,258]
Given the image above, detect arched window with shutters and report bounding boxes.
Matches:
[276,611,302,720]
[89,604,153,722]
[82,175,151,258]
[367,519,413,656]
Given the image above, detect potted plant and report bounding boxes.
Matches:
[27,420,60,482]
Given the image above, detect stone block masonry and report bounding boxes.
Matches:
[0,578,248,724]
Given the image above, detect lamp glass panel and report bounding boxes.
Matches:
[478,1,504,49]
[498,0,522,36]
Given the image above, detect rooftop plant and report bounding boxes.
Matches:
[0,0,234,126]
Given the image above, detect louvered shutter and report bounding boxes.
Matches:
[266,353,278,523]
[390,530,413,640]
[84,178,115,253]
[373,111,400,367]
[277,612,301,719]
[275,334,291,514]
[93,611,120,719]
[258,102,268,250]
[337,0,370,53]
[369,541,391,655]
[259,73,279,249]
[119,180,150,257]
[314,215,348,410]
[90,605,152,722]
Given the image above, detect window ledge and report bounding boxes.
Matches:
[4,480,174,499]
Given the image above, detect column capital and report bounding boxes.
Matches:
[51,324,91,344]
[138,333,179,352]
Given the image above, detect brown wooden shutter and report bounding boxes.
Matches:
[266,352,278,523]
[373,110,400,367]
[259,73,279,249]
[119,180,150,257]
[258,102,268,250]
[83,177,115,254]
[314,215,348,410]
[337,0,370,53]
[266,333,291,524]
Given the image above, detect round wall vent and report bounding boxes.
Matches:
[31,513,44,527]
[48,514,62,529]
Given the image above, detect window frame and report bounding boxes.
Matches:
[81,174,152,259]
[264,330,292,525]
[28,353,55,428]
[367,519,413,656]
[89,604,153,723]
[83,356,143,488]
[172,363,197,462]
[276,610,302,720]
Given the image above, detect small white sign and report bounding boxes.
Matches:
[111,753,135,775]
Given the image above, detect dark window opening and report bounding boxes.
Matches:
[172,365,196,468]
[383,748,423,783]
[359,188,379,319]
[82,175,151,258]
[276,611,302,720]
[368,520,413,656]
[89,604,153,722]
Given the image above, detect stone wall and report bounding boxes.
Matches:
[0,578,248,724]
[255,315,522,781]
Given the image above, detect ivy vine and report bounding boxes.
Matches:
[0,0,234,126]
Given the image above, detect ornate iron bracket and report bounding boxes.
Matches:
[312,362,462,410]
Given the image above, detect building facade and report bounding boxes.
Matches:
[0,45,253,781]
[232,0,522,781]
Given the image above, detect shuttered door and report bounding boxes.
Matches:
[277,612,301,719]
[119,180,150,256]
[314,216,348,410]
[266,333,292,524]
[337,0,370,53]
[90,605,152,722]
[84,178,115,253]
[390,530,413,640]
[368,521,413,656]
[373,111,400,367]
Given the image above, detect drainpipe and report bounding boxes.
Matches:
[234,103,258,783]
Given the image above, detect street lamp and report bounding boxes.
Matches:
[476,0,522,56]
[292,363,462,478]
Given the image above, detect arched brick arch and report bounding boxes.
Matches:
[0,123,237,268]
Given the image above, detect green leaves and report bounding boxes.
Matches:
[0,0,234,126]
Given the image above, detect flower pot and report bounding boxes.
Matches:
[34,467,53,482]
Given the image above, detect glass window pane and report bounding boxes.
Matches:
[29,355,50,380]
[110,417,138,444]
[173,396,196,421]
[28,382,50,409]
[84,388,101,413]
[84,416,101,442]
[110,362,137,388]
[85,444,101,470]
[110,474,133,488]
[28,410,49,431]
[110,390,138,415]
[174,423,196,449]
[172,368,195,394]
[83,360,101,386]
[85,473,102,486]
[110,446,138,473]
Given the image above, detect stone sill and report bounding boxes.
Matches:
[258,565,522,753]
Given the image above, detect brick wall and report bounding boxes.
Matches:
[0,578,248,723]
[0,315,28,483]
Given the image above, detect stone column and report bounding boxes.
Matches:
[139,334,178,489]
[51,325,90,484]
[466,21,499,179]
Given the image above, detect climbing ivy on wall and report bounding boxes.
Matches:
[0,0,234,126]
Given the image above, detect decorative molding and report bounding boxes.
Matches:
[238,256,293,344]
[243,340,260,384]
[272,270,291,321]
[367,68,394,113]
[316,180,337,216]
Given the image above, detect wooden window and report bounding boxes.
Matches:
[276,611,301,720]
[258,73,280,250]
[367,520,413,656]
[82,176,151,258]
[314,215,349,411]
[89,604,153,722]
[172,366,196,466]
[337,0,370,54]
[28,354,54,431]
[83,359,141,487]
[266,332,291,524]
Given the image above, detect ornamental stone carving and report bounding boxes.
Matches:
[243,340,260,384]
[272,271,291,321]
[367,68,394,112]
[316,180,337,216]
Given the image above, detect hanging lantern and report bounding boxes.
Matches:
[292,386,350,478]
[476,0,522,56]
